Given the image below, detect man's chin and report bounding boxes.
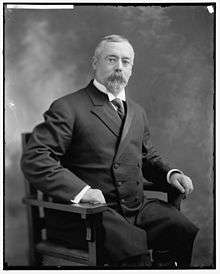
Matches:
[105,81,127,96]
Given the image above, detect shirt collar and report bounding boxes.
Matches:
[93,79,126,102]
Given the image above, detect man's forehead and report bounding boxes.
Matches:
[101,41,134,58]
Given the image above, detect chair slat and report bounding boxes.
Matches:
[36,241,89,265]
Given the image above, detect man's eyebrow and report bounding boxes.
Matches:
[106,55,131,60]
[105,54,117,59]
[122,57,131,60]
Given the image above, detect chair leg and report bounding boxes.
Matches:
[29,249,42,266]
[85,213,105,266]
[88,242,97,266]
[152,250,177,269]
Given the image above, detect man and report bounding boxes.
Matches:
[21,34,198,268]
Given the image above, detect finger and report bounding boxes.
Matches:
[180,177,193,195]
[189,186,194,194]
[186,181,193,195]
[100,193,106,203]
[172,180,185,193]
[92,201,102,204]
[81,189,102,204]
[187,177,194,194]
[181,181,190,196]
[97,190,106,203]
[90,190,105,204]
[92,197,105,204]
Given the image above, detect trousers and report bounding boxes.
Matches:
[47,197,199,267]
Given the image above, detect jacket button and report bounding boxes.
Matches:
[117,181,122,186]
[121,199,125,203]
[113,163,120,169]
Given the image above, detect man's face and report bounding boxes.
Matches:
[92,41,134,95]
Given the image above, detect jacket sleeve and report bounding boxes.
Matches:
[141,109,171,186]
[20,99,88,202]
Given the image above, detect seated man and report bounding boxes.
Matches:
[21,34,199,268]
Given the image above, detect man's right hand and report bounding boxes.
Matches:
[81,188,106,204]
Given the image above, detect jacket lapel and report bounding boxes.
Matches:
[114,99,135,159]
[86,82,122,137]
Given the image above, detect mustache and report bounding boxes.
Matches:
[107,72,127,84]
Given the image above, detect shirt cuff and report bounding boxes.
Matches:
[167,169,183,184]
[71,185,91,203]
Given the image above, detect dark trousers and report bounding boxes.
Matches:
[47,197,199,267]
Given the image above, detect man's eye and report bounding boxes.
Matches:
[108,58,116,63]
[122,60,130,66]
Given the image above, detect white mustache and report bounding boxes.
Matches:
[108,73,127,83]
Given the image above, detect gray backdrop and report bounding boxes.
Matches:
[5,5,214,267]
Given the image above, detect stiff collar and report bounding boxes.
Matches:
[93,79,126,102]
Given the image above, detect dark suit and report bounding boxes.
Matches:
[21,81,198,266]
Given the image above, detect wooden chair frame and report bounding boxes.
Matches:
[21,133,183,267]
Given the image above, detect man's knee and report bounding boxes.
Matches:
[102,208,148,262]
[168,212,199,239]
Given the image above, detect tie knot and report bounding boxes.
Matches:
[111,98,125,119]
[112,98,123,109]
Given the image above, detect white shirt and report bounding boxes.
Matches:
[71,79,181,203]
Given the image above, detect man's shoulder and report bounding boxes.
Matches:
[52,85,88,107]
[44,83,93,118]
[128,97,146,114]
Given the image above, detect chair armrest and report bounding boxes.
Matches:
[22,195,106,264]
[143,180,184,210]
[22,197,107,216]
[167,188,185,210]
[144,181,169,192]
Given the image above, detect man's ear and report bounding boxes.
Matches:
[92,56,97,70]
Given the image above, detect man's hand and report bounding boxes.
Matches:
[81,188,106,204]
[169,173,194,197]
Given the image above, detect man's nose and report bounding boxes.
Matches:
[115,59,123,71]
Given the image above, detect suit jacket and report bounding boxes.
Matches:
[21,80,171,214]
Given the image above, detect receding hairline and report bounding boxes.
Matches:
[94,34,134,58]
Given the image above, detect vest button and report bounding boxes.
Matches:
[113,163,120,169]
[117,181,122,186]
[121,199,125,203]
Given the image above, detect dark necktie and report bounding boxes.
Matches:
[111,98,125,120]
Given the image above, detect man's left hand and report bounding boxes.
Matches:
[169,173,194,197]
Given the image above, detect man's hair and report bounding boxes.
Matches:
[94,34,134,58]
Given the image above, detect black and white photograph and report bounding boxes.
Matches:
[3,2,215,270]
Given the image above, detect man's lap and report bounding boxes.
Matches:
[46,197,198,263]
[47,205,148,262]
[135,198,199,249]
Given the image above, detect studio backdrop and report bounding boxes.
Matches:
[4,4,214,267]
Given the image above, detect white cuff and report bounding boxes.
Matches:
[167,169,183,184]
[71,185,91,204]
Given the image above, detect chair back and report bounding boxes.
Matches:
[21,133,47,264]
[22,133,38,198]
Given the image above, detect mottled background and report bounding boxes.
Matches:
[4,5,214,267]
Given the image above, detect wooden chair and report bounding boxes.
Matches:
[21,133,183,268]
